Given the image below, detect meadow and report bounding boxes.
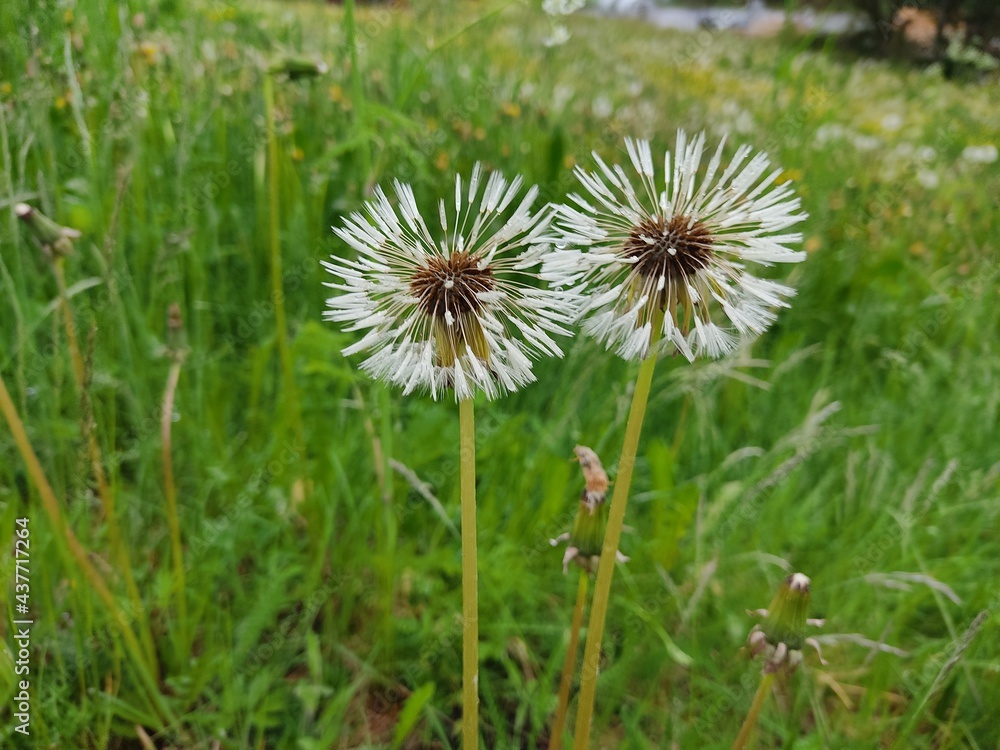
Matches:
[1,0,999,747]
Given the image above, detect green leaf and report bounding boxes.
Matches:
[391,682,435,749]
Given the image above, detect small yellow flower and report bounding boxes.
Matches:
[0,82,12,97]
[434,151,450,171]
[501,102,521,118]
[138,41,160,65]
[290,145,304,162]
[804,236,822,253]
[329,85,351,110]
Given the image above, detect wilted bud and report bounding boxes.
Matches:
[268,55,328,80]
[166,302,188,359]
[550,446,628,574]
[15,203,81,258]
[747,573,826,674]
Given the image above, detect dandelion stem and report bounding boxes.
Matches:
[263,72,305,456]
[162,353,188,656]
[0,373,173,726]
[459,397,479,749]
[732,672,775,750]
[572,308,664,749]
[550,570,589,750]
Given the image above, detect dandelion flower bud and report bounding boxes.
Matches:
[551,446,629,574]
[268,54,328,80]
[747,573,825,674]
[15,203,81,259]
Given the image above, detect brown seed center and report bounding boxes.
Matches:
[410,251,495,320]
[624,216,714,282]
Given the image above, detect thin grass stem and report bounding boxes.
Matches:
[572,307,664,749]
[459,397,479,749]
[732,672,775,750]
[53,257,158,675]
[161,353,189,656]
[0,373,174,726]
[52,259,85,387]
[550,570,590,750]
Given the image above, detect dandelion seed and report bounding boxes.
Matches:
[960,144,998,164]
[544,24,572,48]
[549,131,807,361]
[323,167,576,401]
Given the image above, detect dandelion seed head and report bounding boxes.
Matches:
[325,166,576,401]
[547,131,807,361]
[625,215,714,283]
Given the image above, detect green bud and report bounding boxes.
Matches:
[761,572,810,650]
[551,446,627,574]
[748,573,825,674]
[569,488,608,559]
[15,203,81,258]
[268,55,328,80]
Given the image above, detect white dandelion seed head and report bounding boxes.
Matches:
[960,144,998,164]
[543,24,572,48]
[545,130,807,362]
[324,167,578,401]
[542,0,585,17]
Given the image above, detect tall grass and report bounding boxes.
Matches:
[1,0,998,747]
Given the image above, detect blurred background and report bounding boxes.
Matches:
[0,0,998,747]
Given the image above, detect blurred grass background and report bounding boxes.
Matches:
[0,0,998,747]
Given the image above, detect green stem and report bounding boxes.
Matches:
[572,308,664,749]
[343,0,372,188]
[263,73,305,454]
[550,570,589,750]
[162,356,188,657]
[459,397,479,749]
[732,672,775,750]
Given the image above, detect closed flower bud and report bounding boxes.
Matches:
[268,55,328,80]
[747,573,826,674]
[551,446,629,574]
[15,203,81,258]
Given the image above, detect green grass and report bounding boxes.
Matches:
[1,0,999,747]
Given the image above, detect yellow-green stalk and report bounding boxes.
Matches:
[162,303,189,656]
[550,570,589,750]
[550,445,611,749]
[731,672,775,750]
[262,72,305,455]
[459,397,479,749]
[572,308,664,749]
[0,373,174,726]
[16,202,159,675]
